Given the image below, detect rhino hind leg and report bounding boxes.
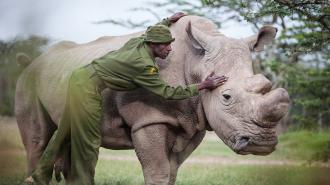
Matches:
[16,97,57,176]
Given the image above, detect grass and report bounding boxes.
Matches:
[101,130,330,162]
[1,116,330,185]
[92,158,330,185]
[275,130,330,161]
[0,117,27,185]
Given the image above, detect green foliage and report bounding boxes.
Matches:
[0,36,48,115]
[201,0,330,54]
[311,140,330,163]
[275,130,330,162]
[265,58,330,128]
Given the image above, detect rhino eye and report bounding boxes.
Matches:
[220,89,233,106]
[223,94,231,100]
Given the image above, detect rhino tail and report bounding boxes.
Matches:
[16,52,32,67]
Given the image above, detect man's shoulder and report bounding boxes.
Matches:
[131,56,154,72]
[123,36,145,48]
[136,50,155,65]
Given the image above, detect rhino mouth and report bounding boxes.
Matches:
[232,133,278,155]
[230,118,279,155]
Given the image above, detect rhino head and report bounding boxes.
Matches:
[173,16,290,155]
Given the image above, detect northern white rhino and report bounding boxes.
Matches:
[15,15,290,185]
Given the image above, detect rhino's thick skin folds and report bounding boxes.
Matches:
[15,15,289,184]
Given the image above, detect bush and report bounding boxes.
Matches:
[0,36,48,116]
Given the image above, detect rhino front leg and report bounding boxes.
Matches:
[132,124,173,185]
[168,155,179,185]
[168,130,206,185]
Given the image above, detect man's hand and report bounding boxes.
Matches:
[197,72,228,91]
[168,12,187,23]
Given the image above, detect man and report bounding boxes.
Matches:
[27,12,227,185]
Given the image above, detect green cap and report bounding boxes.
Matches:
[144,25,175,43]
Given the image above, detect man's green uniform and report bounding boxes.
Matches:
[31,18,198,185]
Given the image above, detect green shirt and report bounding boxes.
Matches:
[91,19,199,100]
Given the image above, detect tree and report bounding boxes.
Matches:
[0,36,49,115]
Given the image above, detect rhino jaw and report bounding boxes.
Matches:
[232,134,278,155]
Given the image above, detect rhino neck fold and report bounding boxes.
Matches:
[191,96,211,131]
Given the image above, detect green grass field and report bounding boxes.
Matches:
[0,116,330,185]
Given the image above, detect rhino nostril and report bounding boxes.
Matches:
[241,136,250,142]
[234,136,250,152]
[259,84,272,94]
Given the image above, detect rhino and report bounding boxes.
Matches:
[15,15,290,185]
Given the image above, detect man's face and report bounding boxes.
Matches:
[150,43,172,59]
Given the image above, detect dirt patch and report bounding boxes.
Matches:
[99,154,330,167]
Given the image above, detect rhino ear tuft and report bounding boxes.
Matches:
[244,25,277,52]
[16,52,31,67]
[186,21,210,53]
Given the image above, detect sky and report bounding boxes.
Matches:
[0,0,254,44]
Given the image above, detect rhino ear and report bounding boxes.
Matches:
[244,25,277,52]
[186,21,211,52]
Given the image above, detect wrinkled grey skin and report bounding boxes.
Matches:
[15,16,289,185]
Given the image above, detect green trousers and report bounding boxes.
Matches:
[32,66,103,185]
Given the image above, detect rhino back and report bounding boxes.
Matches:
[19,32,141,124]
[19,15,216,128]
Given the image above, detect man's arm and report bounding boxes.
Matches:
[133,65,227,100]
[133,65,198,100]
[156,12,187,27]
[141,12,186,38]
[198,72,228,90]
